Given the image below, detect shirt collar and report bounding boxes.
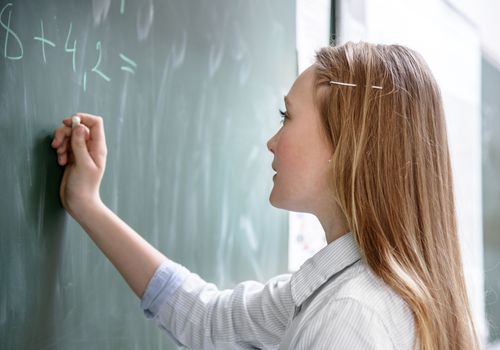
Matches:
[290,232,361,307]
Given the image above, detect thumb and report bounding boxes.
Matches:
[71,125,93,166]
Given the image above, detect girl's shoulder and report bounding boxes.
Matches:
[310,260,415,348]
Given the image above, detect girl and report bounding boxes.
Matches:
[51,41,479,349]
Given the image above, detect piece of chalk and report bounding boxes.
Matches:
[72,116,81,129]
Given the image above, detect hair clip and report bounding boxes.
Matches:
[329,81,383,90]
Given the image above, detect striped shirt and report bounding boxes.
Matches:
[140,232,415,349]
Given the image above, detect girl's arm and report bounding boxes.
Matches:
[76,200,167,298]
[51,113,293,349]
[51,113,166,298]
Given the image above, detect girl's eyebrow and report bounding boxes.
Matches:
[284,95,291,107]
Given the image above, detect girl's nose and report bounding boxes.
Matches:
[267,133,277,154]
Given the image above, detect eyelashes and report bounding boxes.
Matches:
[279,109,288,124]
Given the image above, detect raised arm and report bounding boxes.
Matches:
[51,113,167,298]
[51,113,293,348]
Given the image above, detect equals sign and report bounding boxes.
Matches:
[119,53,137,74]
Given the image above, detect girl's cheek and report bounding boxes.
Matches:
[279,136,303,168]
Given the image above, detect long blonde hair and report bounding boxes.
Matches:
[313,41,479,349]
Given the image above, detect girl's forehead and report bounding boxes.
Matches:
[287,68,316,108]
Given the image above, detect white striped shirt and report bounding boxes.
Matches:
[140,232,415,349]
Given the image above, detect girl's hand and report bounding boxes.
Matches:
[51,113,107,219]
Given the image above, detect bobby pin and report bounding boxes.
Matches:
[329,80,383,90]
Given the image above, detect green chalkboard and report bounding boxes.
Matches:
[0,1,296,348]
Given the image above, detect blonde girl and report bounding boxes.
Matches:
[51,41,479,349]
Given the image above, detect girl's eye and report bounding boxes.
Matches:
[279,109,288,125]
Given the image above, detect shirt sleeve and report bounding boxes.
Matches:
[140,259,187,319]
[290,297,397,350]
[140,259,295,349]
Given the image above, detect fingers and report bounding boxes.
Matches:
[59,113,104,136]
[52,124,71,166]
[71,112,107,168]
[59,151,67,166]
[71,124,94,166]
[52,117,91,166]
[52,112,106,168]
[72,112,106,140]
[57,137,68,155]
[51,124,71,148]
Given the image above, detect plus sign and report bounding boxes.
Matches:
[33,19,55,63]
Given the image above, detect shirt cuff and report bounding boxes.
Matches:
[140,259,190,319]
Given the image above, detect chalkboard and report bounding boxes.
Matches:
[0,1,295,349]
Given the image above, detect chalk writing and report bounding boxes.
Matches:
[33,20,55,64]
[119,53,136,74]
[92,41,111,82]
[64,22,76,72]
[0,3,23,60]
[1,3,138,91]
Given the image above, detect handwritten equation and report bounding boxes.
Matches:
[0,2,137,92]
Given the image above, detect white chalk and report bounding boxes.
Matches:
[72,116,81,129]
